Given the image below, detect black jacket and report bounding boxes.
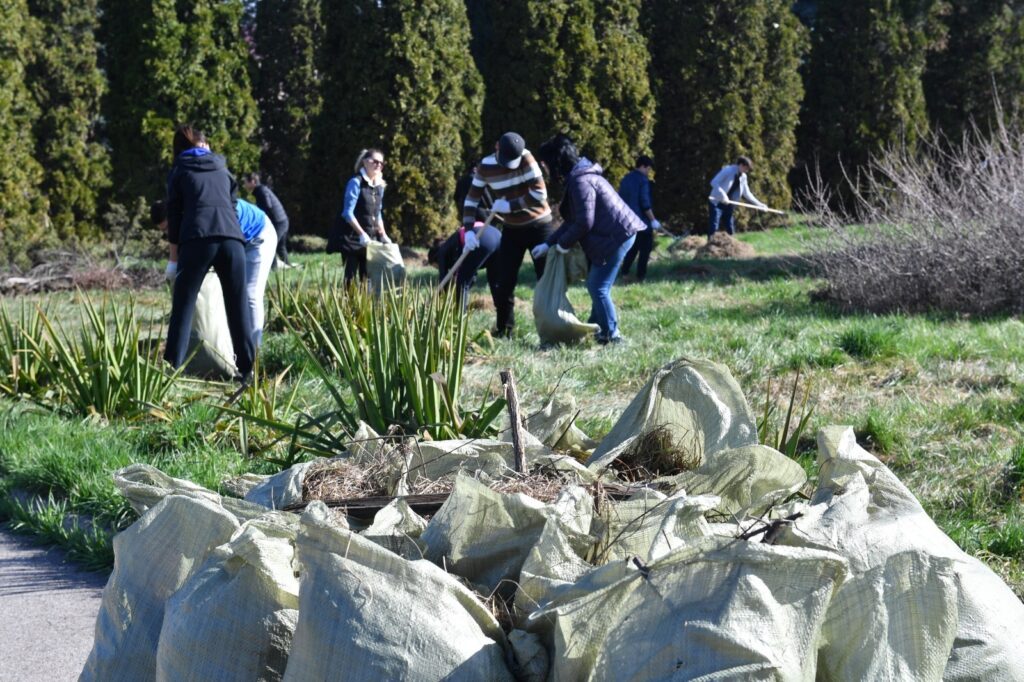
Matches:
[166,151,243,245]
[252,185,289,231]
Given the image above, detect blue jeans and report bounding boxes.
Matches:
[708,200,735,237]
[587,234,635,340]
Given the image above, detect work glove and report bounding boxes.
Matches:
[164,261,177,282]
[530,243,549,260]
[358,232,370,247]
[555,243,570,254]
[463,230,479,253]
[491,198,511,215]
[651,219,662,231]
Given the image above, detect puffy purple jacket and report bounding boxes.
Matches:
[547,159,645,265]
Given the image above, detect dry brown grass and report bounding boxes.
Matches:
[615,425,702,480]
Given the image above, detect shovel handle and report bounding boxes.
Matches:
[437,209,496,292]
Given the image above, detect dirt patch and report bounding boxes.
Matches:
[668,235,706,254]
[695,232,756,259]
[1,262,164,296]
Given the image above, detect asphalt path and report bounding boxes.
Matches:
[0,529,106,682]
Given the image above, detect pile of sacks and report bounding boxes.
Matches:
[80,358,1024,681]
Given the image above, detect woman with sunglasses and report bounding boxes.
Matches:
[334,148,393,283]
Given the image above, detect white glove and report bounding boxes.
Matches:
[463,230,479,253]
[491,198,511,214]
[164,261,177,282]
[555,243,570,254]
[650,219,662,231]
[358,232,370,247]
[380,232,392,244]
[531,243,549,260]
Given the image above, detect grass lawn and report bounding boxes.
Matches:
[1,224,1022,595]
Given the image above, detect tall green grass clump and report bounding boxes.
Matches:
[0,302,52,398]
[27,294,180,419]
[298,284,505,440]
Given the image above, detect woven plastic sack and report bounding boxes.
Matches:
[525,394,598,453]
[655,443,807,516]
[244,459,326,510]
[775,426,1024,681]
[591,489,718,565]
[80,494,241,681]
[283,502,513,681]
[533,249,599,344]
[587,357,758,471]
[527,537,847,681]
[185,272,236,379]
[422,475,593,594]
[155,514,300,682]
[564,244,590,283]
[366,241,406,292]
[113,463,267,522]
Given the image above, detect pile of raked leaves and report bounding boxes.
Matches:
[79,358,1024,681]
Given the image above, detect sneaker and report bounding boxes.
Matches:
[596,334,625,346]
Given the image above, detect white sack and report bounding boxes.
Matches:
[114,463,265,522]
[587,357,758,471]
[533,249,599,345]
[366,241,406,292]
[283,501,513,681]
[776,426,1024,681]
[155,514,300,682]
[244,459,325,510]
[80,495,240,681]
[186,272,236,379]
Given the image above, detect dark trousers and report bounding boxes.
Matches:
[708,200,735,238]
[165,237,254,377]
[438,226,502,308]
[274,220,290,265]
[621,227,654,281]
[488,221,555,333]
[342,249,367,284]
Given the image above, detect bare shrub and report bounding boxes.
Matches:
[800,109,1024,316]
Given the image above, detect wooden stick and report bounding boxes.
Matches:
[500,368,526,474]
[724,199,786,215]
[437,209,497,292]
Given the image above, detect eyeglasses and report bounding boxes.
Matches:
[366,158,385,167]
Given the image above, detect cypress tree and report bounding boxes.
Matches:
[796,0,947,196]
[102,0,259,203]
[252,0,322,231]
[924,0,1024,140]
[646,1,805,228]
[0,0,48,268]
[473,0,654,183]
[27,0,110,244]
[309,0,483,243]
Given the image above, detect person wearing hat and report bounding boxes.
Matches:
[462,132,553,338]
[707,155,767,239]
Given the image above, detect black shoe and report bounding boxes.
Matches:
[596,334,625,346]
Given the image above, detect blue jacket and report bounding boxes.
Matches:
[618,169,652,226]
[547,159,645,265]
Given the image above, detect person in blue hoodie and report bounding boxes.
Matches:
[164,124,254,381]
[534,134,644,345]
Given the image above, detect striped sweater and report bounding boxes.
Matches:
[462,151,551,228]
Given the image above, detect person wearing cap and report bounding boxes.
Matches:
[463,132,553,338]
[707,155,767,239]
[618,154,663,283]
[534,134,643,345]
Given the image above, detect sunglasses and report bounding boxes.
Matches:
[366,158,385,167]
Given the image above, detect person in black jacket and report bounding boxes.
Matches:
[243,172,293,269]
[332,148,393,284]
[164,124,254,381]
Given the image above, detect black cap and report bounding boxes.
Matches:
[496,132,525,169]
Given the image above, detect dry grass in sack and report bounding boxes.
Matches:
[615,425,702,480]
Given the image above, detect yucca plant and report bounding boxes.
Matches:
[298,283,505,440]
[0,302,52,398]
[758,369,815,458]
[213,358,306,460]
[26,294,182,420]
[266,265,346,333]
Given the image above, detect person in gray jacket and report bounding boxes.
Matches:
[534,134,644,344]
[707,155,767,238]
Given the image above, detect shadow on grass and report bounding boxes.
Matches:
[645,254,817,285]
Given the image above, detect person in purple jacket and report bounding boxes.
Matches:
[533,134,644,345]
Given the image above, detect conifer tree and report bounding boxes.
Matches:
[308,0,483,243]
[646,1,805,227]
[27,0,110,243]
[0,0,48,267]
[253,0,322,231]
[472,0,654,183]
[796,0,947,195]
[924,0,1024,140]
[102,0,259,203]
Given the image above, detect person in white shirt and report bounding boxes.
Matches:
[707,155,766,238]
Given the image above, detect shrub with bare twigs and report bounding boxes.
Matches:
[801,109,1024,316]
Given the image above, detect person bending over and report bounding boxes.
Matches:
[535,134,643,345]
[244,172,293,269]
